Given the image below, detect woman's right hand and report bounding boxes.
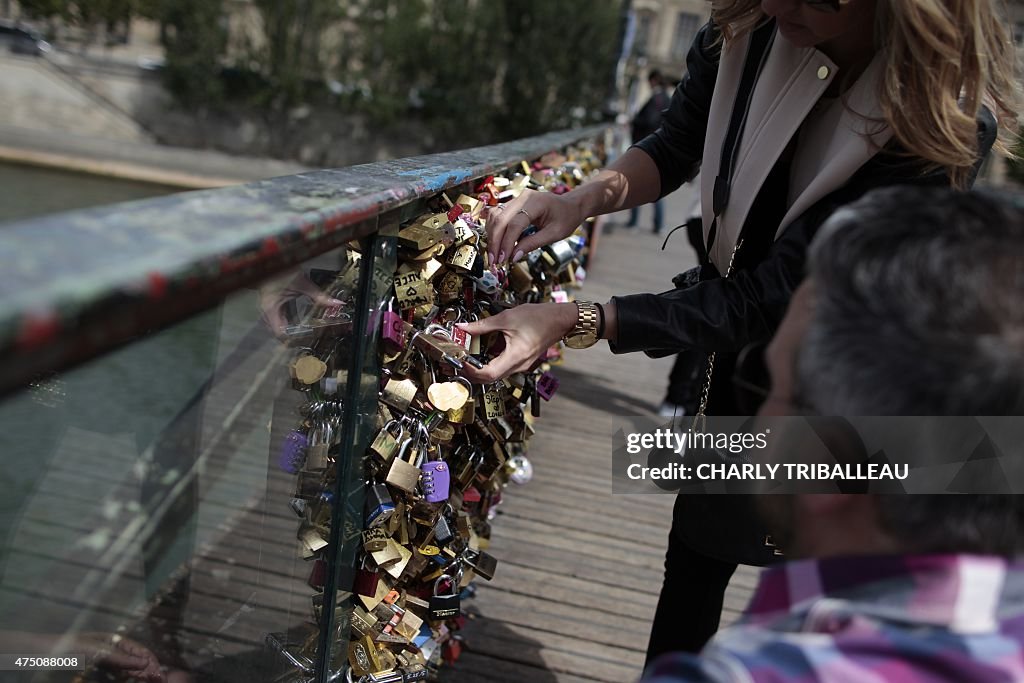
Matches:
[486,189,583,266]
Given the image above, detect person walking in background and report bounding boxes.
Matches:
[626,70,670,234]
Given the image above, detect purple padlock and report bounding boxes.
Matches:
[536,371,560,401]
[420,460,451,503]
[382,310,407,350]
[278,429,309,474]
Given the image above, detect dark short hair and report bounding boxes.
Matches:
[802,187,1024,556]
[648,69,662,85]
[803,186,1024,416]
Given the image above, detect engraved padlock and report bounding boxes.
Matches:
[428,572,461,621]
[437,271,463,304]
[362,527,389,553]
[385,435,424,493]
[448,243,478,274]
[482,382,506,419]
[348,635,383,678]
[382,309,407,351]
[381,377,418,413]
[393,271,434,310]
[400,663,429,682]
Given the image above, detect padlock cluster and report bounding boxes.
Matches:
[272,144,603,682]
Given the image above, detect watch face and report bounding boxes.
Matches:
[564,330,597,349]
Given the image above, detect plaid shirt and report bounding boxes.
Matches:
[642,554,1024,683]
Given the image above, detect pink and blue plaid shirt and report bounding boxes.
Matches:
[642,554,1024,683]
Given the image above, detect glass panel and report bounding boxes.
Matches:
[0,236,385,683]
[321,229,397,682]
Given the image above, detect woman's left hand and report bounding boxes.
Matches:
[457,303,578,382]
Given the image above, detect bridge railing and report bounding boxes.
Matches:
[0,125,609,683]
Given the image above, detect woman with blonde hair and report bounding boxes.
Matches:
[463,0,1020,666]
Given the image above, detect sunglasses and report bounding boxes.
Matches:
[805,0,849,13]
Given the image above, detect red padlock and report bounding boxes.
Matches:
[450,326,471,351]
[353,568,380,597]
[308,558,327,590]
[442,637,464,665]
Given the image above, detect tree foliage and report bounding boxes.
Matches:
[21,0,623,150]
[148,0,227,109]
[354,0,621,144]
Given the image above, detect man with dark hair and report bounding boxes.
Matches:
[642,186,1024,682]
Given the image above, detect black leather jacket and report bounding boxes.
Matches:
[611,23,998,359]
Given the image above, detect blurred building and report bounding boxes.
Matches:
[623,0,710,114]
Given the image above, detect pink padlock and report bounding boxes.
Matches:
[382,310,407,351]
[536,371,559,401]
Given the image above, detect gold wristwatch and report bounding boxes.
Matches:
[563,301,600,349]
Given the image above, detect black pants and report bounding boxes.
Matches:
[644,494,738,665]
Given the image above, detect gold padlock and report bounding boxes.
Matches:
[362,527,390,553]
[348,635,383,677]
[394,272,434,310]
[455,194,483,218]
[370,420,405,462]
[398,223,443,252]
[385,436,423,493]
[448,244,478,273]
[452,219,477,247]
[437,271,464,304]
[381,378,418,413]
[508,261,534,294]
[483,384,505,419]
[350,606,379,639]
[383,540,413,580]
[291,354,328,385]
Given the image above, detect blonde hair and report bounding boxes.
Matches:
[709,0,1021,188]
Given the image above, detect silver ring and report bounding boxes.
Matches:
[518,208,533,222]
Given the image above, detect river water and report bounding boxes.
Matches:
[0,161,179,223]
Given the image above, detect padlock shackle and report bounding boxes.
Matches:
[432,573,459,598]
